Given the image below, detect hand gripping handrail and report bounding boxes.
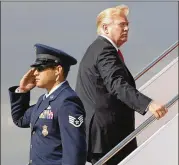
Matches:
[94,94,178,165]
[134,41,179,81]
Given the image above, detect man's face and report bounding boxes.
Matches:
[107,15,129,46]
[33,66,60,89]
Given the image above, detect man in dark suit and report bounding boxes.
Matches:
[8,44,87,165]
[75,5,168,165]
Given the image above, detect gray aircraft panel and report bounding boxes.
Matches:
[119,114,178,165]
[135,58,178,145]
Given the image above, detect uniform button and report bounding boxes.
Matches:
[32,131,35,135]
[29,160,32,163]
[30,145,32,148]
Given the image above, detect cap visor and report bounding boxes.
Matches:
[30,62,42,67]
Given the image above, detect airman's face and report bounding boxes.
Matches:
[106,15,129,46]
[33,66,62,90]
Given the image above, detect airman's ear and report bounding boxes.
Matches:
[55,65,62,75]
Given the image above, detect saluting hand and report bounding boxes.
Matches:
[19,68,36,92]
[148,101,168,120]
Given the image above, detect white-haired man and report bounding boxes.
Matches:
[75,5,168,165]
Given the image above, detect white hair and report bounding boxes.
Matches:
[96,5,129,34]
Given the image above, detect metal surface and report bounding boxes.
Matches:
[94,94,179,165]
[134,41,178,80]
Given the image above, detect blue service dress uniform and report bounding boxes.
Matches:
[9,81,87,165]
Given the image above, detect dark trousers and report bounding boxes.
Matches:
[88,118,137,165]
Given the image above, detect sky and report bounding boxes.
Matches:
[1,1,178,165]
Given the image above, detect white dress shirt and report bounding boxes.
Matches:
[44,80,66,98]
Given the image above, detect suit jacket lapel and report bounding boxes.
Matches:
[98,35,136,87]
[31,99,50,129]
[30,95,43,127]
[98,36,125,63]
[31,81,69,129]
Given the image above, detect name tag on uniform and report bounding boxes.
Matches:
[39,106,54,119]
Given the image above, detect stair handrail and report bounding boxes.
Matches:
[134,41,178,81]
[94,94,179,165]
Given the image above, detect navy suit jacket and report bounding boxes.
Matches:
[9,81,87,165]
[75,36,152,158]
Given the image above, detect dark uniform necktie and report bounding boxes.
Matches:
[118,49,124,62]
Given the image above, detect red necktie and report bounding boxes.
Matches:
[118,49,124,62]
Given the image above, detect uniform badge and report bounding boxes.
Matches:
[39,112,45,119]
[42,125,48,136]
[39,105,53,119]
[69,115,83,127]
